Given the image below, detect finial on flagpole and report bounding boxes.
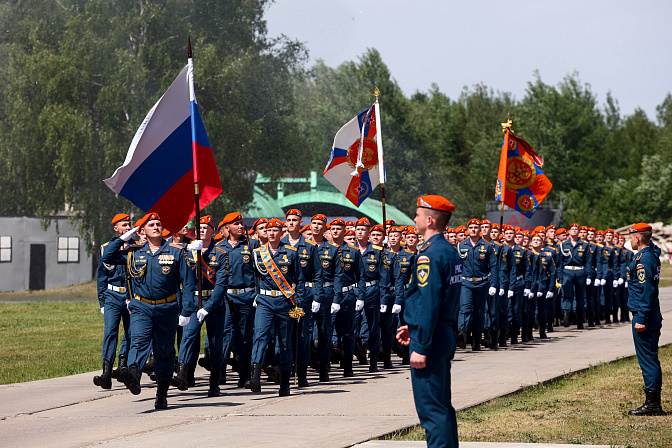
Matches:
[188,35,192,59]
[374,87,380,101]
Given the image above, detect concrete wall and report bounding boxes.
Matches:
[0,217,93,292]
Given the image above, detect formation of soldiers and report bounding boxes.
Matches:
[93,211,635,409]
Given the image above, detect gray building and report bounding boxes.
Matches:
[0,217,93,292]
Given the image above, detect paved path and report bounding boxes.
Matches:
[1,288,670,448]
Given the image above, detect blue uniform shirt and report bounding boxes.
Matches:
[217,236,259,290]
[508,244,528,291]
[627,242,662,329]
[403,233,462,356]
[282,235,324,304]
[394,248,416,306]
[187,240,229,313]
[98,239,130,307]
[558,239,593,283]
[457,238,498,288]
[253,242,305,300]
[359,243,391,302]
[101,237,196,317]
[334,243,365,304]
[316,240,340,284]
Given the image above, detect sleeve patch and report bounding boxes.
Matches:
[417,255,430,264]
[637,268,646,283]
[417,264,430,286]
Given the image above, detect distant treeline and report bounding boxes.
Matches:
[1,0,670,245]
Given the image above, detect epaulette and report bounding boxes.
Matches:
[329,241,339,247]
[419,242,432,252]
[128,243,144,249]
[493,240,502,246]
[372,244,383,251]
[596,243,604,248]
[285,245,298,252]
[532,250,540,255]
[169,242,185,249]
[305,239,317,246]
[348,243,358,250]
[216,246,227,254]
[253,247,260,252]
[101,241,110,248]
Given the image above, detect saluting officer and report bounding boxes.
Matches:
[396,194,462,448]
[246,219,305,396]
[220,212,260,387]
[101,213,196,409]
[173,216,228,397]
[558,223,593,329]
[94,213,133,389]
[626,223,664,416]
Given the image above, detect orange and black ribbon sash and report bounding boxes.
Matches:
[259,244,296,306]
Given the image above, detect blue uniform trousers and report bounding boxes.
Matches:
[380,307,396,350]
[523,295,536,327]
[127,299,179,381]
[585,283,597,317]
[458,282,487,332]
[178,305,225,371]
[313,287,335,357]
[410,326,458,448]
[497,293,510,332]
[484,291,500,332]
[561,270,586,313]
[331,291,357,355]
[508,289,524,332]
[357,289,381,352]
[222,291,256,365]
[297,289,316,364]
[101,290,131,363]
[633,323,663,391]
[535,295,547,327]
[601,272,615,313]
[251,294,294,370]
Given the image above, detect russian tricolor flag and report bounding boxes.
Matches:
[104,59,222,232]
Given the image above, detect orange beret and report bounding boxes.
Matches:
[605,228,614,234]
[515,229,523,235]
[251,217,268,231]
[388,226,402,234]
[406,226,417,235]
[556,228,566,235]
[467,219,481,227]
[326,224,331,230]
[356,217,371,227]
[446,228,455,233]
[285,209,302,218]
[266,218,283,229]
[385,219,396,226]
[569,223,579,229]
[523,230,530,236]
[596,230,604,235]
[629,223,652,234]
[199,215,215,229]
[579,225,588,231]
[345,230,355,236]
[345,221,355,227]
[136,212,160,228]
[534,226,546,234]
[300,224,311,233]
[214,233,223,241]
[492,223,500,229]
[588,227,596,232]
[371,224,385,233]
[330,218,345,226]
[417,195,456,213]
[111,213,130,225]
[161,229,171,237]
[545,225,556,232]
[481,219,492,225]
[455,225,466,232]
[312,214,327,223]
[220,212,242,227]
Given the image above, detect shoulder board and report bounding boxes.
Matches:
[128,243,143,249]
[305,239,317,246]
[596,243,603,247]
[169,243,185,249]
[329,241,339,247]
[635,253,643,262]
[285,245,298,252]
[348,244,358,250]
[215,247,227,254]
[419,241,432,252]
[101,241,110,248]
[493,240,502,246]
[372,245,383,251]
[253,247,261,252]
[532,250,540,255]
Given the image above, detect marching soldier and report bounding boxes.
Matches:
[618,234,632,322]
[558,223,592,329]
[602,229,621,323]
[246,219,305,396]
[506,227,529,344]
[94,213,132,389]
[380,226,404,368]
[585,227,601,327]
[480,219,503,349]
[101,213,196,409]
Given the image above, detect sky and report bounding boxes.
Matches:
[264,0,672,121]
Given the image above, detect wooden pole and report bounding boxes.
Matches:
[189,35,203,310]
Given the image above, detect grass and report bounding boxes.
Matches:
[659,262,672,288]
[389,344,672,448]
[0,281,98,302]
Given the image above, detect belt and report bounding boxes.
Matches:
[464,276,488,282]
[564,266,585,271]
[260,289,284,298]
[365,280,378,287]
[324,282,334,287]
[516,275,524,281]
[227,287,255,294]
[194,290,212,297]
[107,284,126,294]
[134,294,177,305]
[342,283,357,293]
[305,282,315,288]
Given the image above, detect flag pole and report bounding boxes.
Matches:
[499,113,510,230]
[374,87,387,234]
[189,35,204,311]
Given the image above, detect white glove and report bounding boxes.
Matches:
[625,281,628,289]
[595,279,601,286]
[612,280,618,288]
[546,291,554,298]
[187,239,203,251]
[380,304,387,313]
[507,290,514,298]
[197,308,208,323]
[499,288,505,296]
[331,303,341,313]
[100,307,105,314]
[120,226,139,242]
[253,298,258,308]
[392,304,402,314]
[618,278,624,285]
[178,315,190,326]
[601,279,607,286]
[311,301,321,313]
[488,287,497,296]
[126,300,131,311]
[524,288,531,297]
[536,291,543,297]
[586,278,592,286]
[355,300,364,311]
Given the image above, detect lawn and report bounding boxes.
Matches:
[391,344,672,448]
